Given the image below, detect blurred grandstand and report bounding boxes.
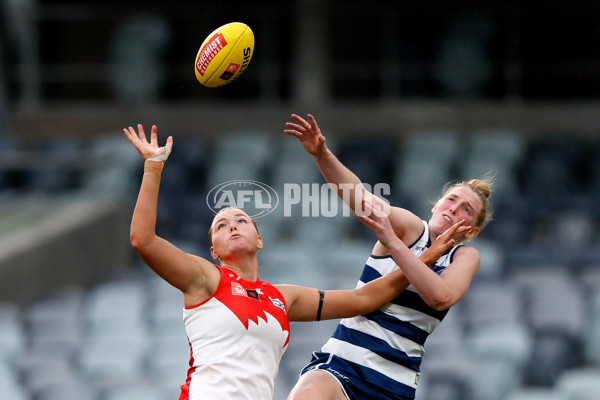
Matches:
[2,1,600,400]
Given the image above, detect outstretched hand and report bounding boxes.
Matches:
[424,220,470,263]
[359,198,471,264]
[123,124,173,162]
[284,114,327,156]
[357,198,397,249]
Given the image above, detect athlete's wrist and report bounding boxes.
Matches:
[144,159,164,175]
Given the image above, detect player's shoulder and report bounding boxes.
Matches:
[453,244,481,262]
[389,206,424,241]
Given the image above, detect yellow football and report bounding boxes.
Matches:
[194,22,254,88]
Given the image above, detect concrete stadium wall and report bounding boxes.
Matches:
[0,197,132,305]
[9,101,600,144]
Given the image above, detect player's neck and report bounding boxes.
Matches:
[220,255,259,282]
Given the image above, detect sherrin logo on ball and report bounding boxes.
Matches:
[194,22,254,88]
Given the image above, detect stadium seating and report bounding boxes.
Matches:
[505,388,567,400]
[394,129,459,218]
[554,367,600,400]
[460,128,525,195]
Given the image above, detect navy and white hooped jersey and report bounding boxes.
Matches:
[315,220,462,399]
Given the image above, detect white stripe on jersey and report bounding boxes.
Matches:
[358,255,442,333]
[340,316,424,358]
[365,256,399,276]
[377,302,442,334]
[322,338,419,389]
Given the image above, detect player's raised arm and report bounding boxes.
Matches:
[285,114,365,211]
[123,124,218,299]
[277,217,464,322]
[285,113,423,241]
[359,198,480,311]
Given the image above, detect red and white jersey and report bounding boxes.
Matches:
[179,266,290,400]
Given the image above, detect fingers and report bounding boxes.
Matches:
[357,200,377,227]
[285,113,315,134]
[446,220,465,235]
[123,124,172,157]
[165,135,174,154]
[441,238,456,252]
[123,126,142,147]
[307,114,320,131]
[137,124,148,143]
[361,197,390,219]
[150,124,158,145]
[357,209,381,232]
[291,113,310,128]
[284,122,305,132]
[456,226,471,234]
[283,129,302,139]
[122,125,146,142]
[357,214,376,231]
[122,127,133,141]
[438,219,467,239]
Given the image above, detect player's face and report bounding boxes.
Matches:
[210,208,262,256]
[430,186,482,240]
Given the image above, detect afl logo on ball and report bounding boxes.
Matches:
[206,180,279,219]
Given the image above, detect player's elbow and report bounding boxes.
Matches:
[130,229,152,253]
[430,301,451,312]
[130,231,143,252]
[428,293,454,311]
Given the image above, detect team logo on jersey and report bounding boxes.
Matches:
[270,297,286,313]
[231,282,246,296]
[246,289,260,300]
[413,245,427,252]
[231,282,263,300]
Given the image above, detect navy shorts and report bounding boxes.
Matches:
[300,351,415,400]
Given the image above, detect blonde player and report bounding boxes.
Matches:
[285,114,494,400]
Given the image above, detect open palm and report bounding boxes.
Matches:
[284,114,327,156]
[123,124,172,161]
